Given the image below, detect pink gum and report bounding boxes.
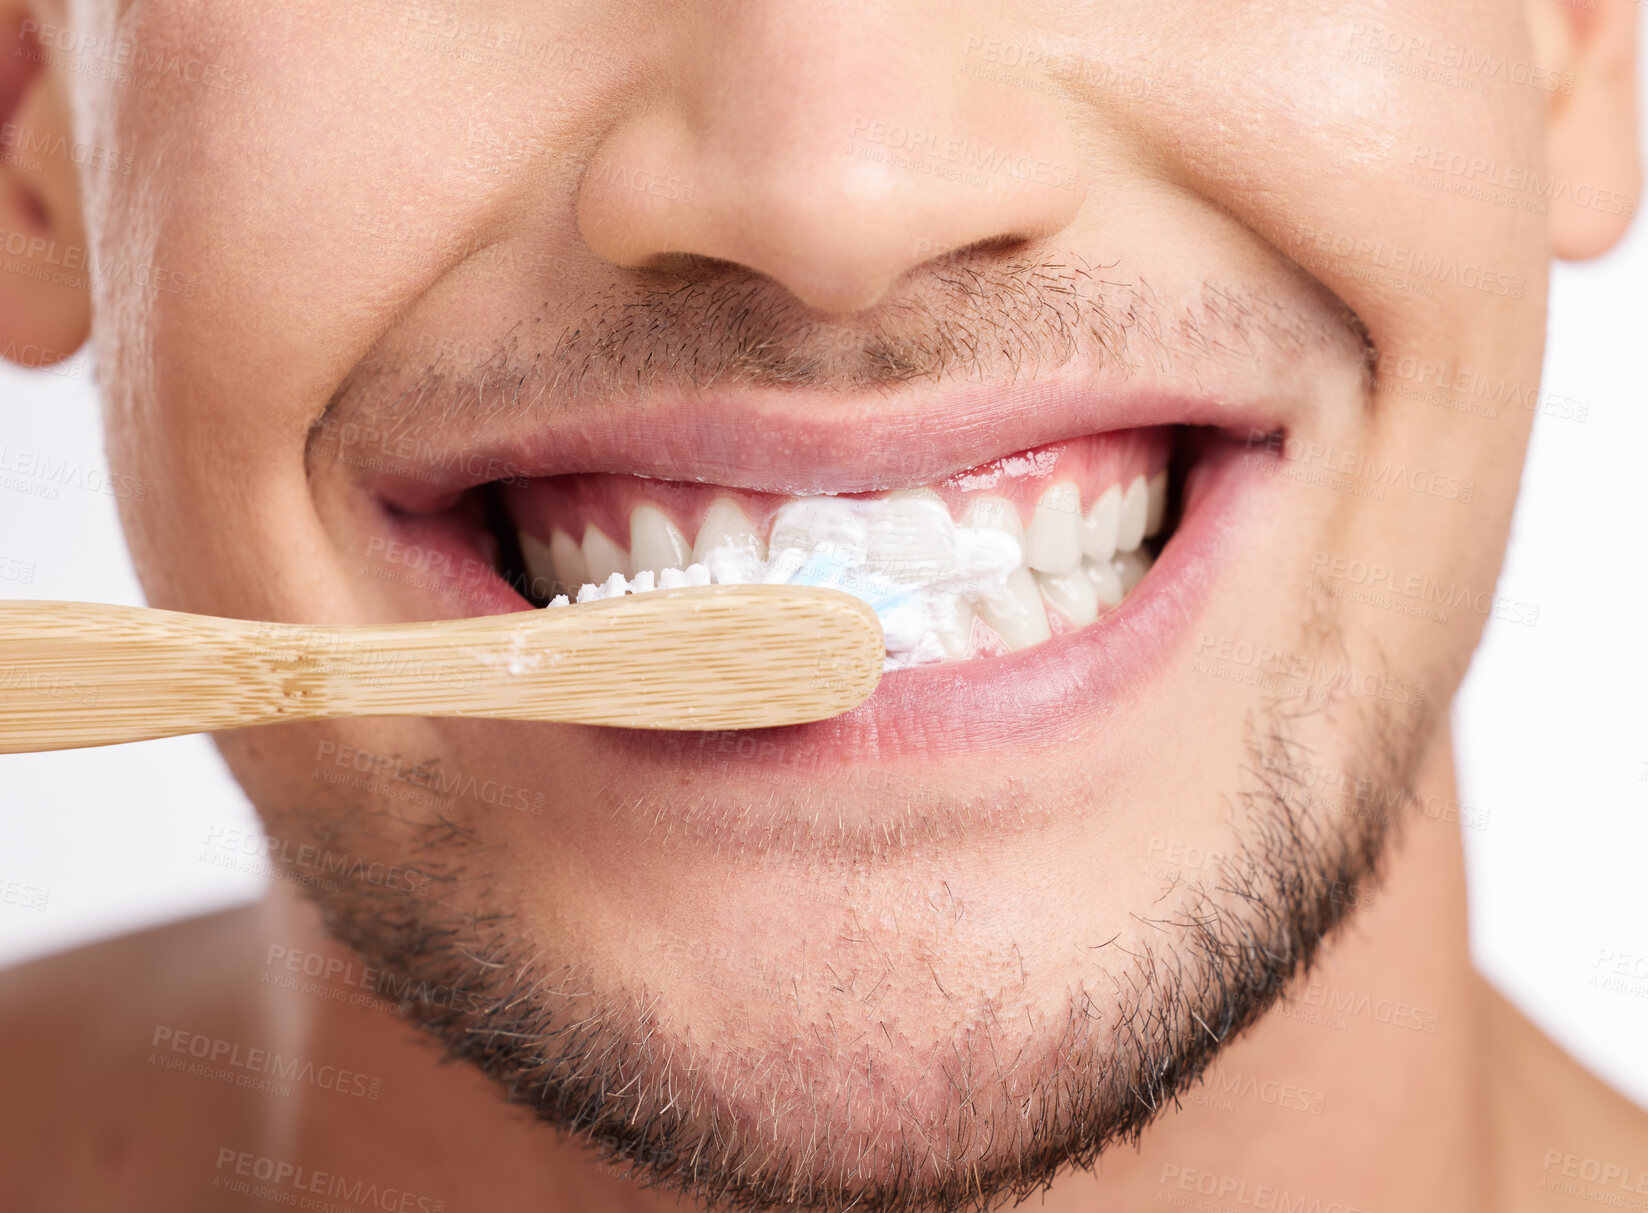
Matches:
[503,426,1176,545]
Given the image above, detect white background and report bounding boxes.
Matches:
[2,85,1646,1111]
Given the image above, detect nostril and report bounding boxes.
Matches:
[961,233,1035,259]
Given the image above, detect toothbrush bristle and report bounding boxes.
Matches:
[551,562,720,606]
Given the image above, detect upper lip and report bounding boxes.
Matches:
[360,373,1297,512]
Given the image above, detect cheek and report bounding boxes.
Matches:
[79,2,520,615]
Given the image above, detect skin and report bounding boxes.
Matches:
[0,0,1644,1209]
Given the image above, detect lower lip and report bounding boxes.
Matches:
[590,437,1268,769]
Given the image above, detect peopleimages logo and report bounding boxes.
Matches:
[0,223,194,297]
[1192,631,1427,708]
[1370,352,1590,424]
[1344,21,1575,94]
[264,944,489,1015]
[1294,224,1524,299]
[1197,1067,1328,1117]
[1309,551,1539,627]
[1244,429,1477,504]
[199,824,436,897]
[150,1025,383,1100]
[1295,980,1440,1034]
[0,445,147,501]
[0,122,132,175]
[213,1148,447,1212]
[1540,1150,1648,1200]
[18,18,248,93]
[0,878,50,912]
[1157,1164,1372,1211]
[312,740,546,815]
[1409,144,1637,216]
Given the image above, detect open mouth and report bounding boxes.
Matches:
[357,420,1252,672]
[340,399,1271,756]
[487,426,1180,669]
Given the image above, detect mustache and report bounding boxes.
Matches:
[328,249,1364,432]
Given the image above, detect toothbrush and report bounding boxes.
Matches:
[0,585,884,754]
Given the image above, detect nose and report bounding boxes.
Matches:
[575,8,1087,315]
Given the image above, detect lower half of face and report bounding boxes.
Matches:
[212,405,1448,1208]
[76,0,1548,1206]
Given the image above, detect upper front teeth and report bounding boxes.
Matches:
[629,504,690,574]
[581,526,629,584]
[1081,484,1121,563]
[865,490,958,584]
[1117,475,1150,553]
[769,498,870,567]
[550,530,586,592]
[1026,481,1083,575]
[517,470,1166,667]
[692,498,766,568]
[518,531,559,601]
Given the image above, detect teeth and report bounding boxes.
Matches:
[957,496,1027,589]
[581,525,630,584]
[866,490,957,585]
[1117,474,1149,553]
[961,496,1023,545]
[928,593,977,660]
[693,497,768,566]
[629,504,691,576]
[1082,555,1125,609]
[1113,547,1152,594]
[976,566,1053,651]
[550,529,586,592]
[1034,568,1099,627]
[1026,480,1082,575]
[518,530,557,600]
[523,464,1168,665]
[1143,469,1169,538]
[1081,485,1120,563]
[769,497,869,568]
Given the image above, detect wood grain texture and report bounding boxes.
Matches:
[0,586,884,753]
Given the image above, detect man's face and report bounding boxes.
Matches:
[42,0,1562,1206]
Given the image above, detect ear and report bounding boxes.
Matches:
[1528,0,1642,260]
[0,4,91,368]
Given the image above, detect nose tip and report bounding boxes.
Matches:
[573,24,1087,316]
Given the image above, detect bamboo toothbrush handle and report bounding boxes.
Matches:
[0,588,884,754]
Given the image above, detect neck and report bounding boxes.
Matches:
[251,724,1494,1213]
